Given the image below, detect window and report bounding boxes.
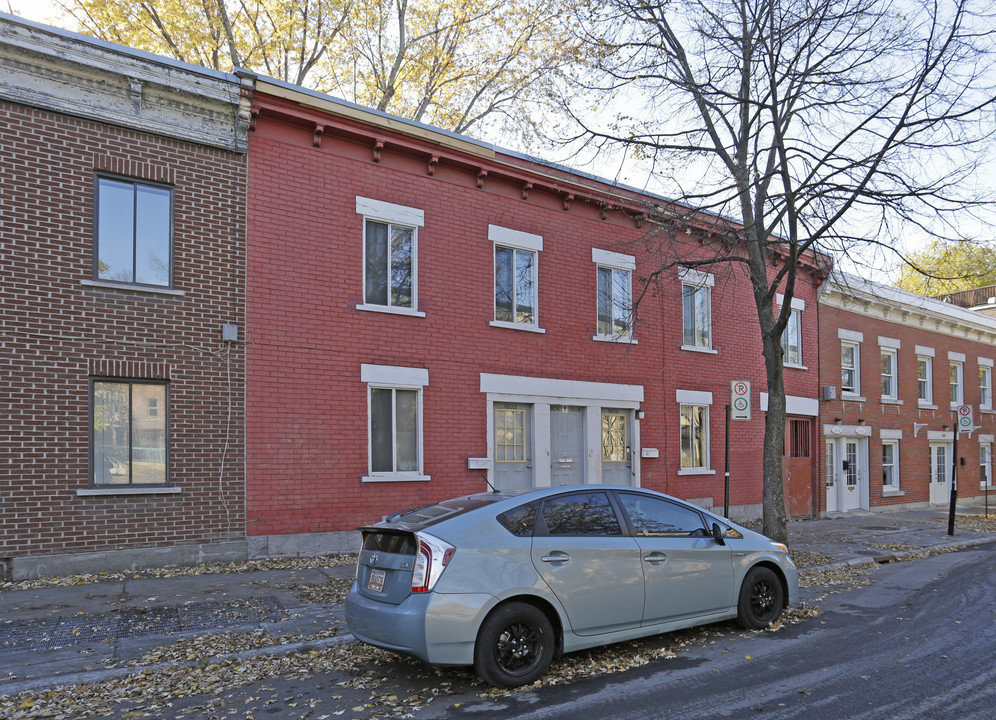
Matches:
[357,197,424,315]
[593,249,635,341]
[680,268,714,350]
[91,380,168,486]
[495,406,527,462]
[540,492,621,536]
[95,176,172,287]
[680,404,709,470]
[980,362,993,410]
[950,360,964,405]
[982,442,992,488]
[917,355,933,405]
[618,493,707,537]
[601,411,628,462]
[841,342,860,395]
[782,309,802,366]
[361,364,429,481]
[882,440,899,491]
[881,349,898,400]
[490,225,542,331]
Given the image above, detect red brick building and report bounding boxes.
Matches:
[819,275,996,513]
[244,78,825,555]
[0,16,251,578]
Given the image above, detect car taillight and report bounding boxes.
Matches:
[411,532,455,593]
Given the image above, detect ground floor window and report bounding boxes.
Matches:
[882,440,899,491]
[981,441,992,489]
[362,364,429,482]
[91,379,168,486]
[679,404,709,470]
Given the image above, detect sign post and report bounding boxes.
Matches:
[949,405,973,535]
[725,382,751,518]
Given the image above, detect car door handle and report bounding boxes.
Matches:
[643,553,668,565]
[541,552,570,564]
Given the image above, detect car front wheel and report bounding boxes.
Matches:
[736,566,784,629]
[474,602,554,687]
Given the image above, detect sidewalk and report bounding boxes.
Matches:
[2,507,995,698]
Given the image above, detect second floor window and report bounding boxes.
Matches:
[357,197,424,315]
[917,356,933,404]
[881,349,898,399]
[781,309,802,366]
[981,365,993,409]
[495,245,536,325]
[950,361,964,405]
[680,269,714,349]
[95,176,172,287]
[841,342,860,395]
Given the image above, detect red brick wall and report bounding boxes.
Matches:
[818,301,996,510]
[0,101,247,558]
[246,99,821,536]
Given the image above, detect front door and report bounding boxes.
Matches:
[841,440,863,511]
[785,418,813,516]
[493,403,532,491]
[551,405,585,485]
[601,409,633,485]
[930,443,951,505]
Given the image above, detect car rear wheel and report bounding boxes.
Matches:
[736,566,784,629]
[474,602,554,688]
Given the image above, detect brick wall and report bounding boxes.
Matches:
[0,100,247,561]
[246,96,822,538]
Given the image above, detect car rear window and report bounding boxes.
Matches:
[387,495,506,529]
[361,531,417,554]
[540,492,622,536]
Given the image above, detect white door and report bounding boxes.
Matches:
[930,443,951,505]
[825,441,839,513]
[493,403,532,491]
[601,409,633,485]
[841,440,863,511]
[551,405,585,485]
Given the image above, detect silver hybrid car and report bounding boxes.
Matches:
[345,485,798,687]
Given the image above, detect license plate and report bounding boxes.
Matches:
[367,568,386,593]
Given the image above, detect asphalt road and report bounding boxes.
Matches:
[430,542,996,720]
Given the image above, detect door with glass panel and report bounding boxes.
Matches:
[601,409,633,485]
[930,442,951,505]
[841,440,863,511]
[551,405,586,485]
[493,403,532,491]
[825,441,839,512]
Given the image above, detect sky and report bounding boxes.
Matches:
[4,0,990,287]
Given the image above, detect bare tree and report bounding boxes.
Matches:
[565,0,996,541]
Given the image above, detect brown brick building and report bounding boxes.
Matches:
[0,15,251,579]
[819,275,996,513]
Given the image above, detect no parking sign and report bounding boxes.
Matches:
[731,381,751,420]
[957,404,974,434]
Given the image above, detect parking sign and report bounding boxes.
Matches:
[957,404,974,434]
[731,381,751,420]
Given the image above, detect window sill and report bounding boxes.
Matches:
[81,280,184,297]
[362,474,431,483]
[356,303,425,318]
[881,489,905,498]
[592,334,637,344]
[78,487,181,496]
[880,397,903,405]
[783,363,808,371]
[680,345,717,355]
[981,407,995,414]
[490,320,546,334]
[918,402,938,410]
[677,468,716,476]
[981,484,995,490]
[841,393,866,403]
[950,402,965,411]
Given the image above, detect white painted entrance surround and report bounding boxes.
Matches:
[824,423,872,512]
[928,430,954,506]
[480,373,643,490]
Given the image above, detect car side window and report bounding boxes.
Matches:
[540,492,622,536]
[497,501,539,537]
[618,494,707,537]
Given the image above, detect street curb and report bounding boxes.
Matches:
[799,535,996,575]
[0,633,358,698]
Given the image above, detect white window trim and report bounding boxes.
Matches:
[681,270,714,351]
[880,347,899,401]
[361,364,430,483]
[981,436,994,489]
[917,355,935,408]
[490,225,544,332]
[679,267,715,287]
[678,401,713,475]
[841,339,862,398]
[948,350,966,362]
[882,438,901,494]
[838,329,864,342]
[593,249,637,343]
[356,196,425,317]
[779,304,806,369]
[950,360,965,408]
[915,345,935,357]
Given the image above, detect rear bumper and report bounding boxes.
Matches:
[344,582,495,666]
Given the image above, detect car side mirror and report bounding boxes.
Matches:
[711,522,727,546]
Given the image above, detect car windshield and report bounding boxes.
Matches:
[387,495,507,528]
